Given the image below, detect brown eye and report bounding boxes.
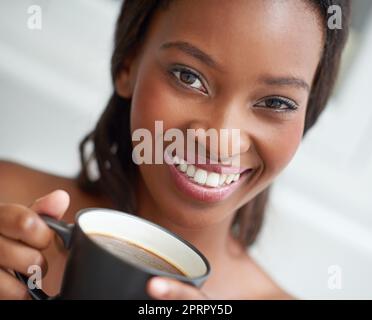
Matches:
[255,96,298,112]
[180,71,197,85]
[171,67,208,94]
[265,98,283,108]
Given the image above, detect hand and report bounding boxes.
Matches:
[147,276,209,300]
[0,190,70,299]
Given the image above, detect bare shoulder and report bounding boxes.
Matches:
[239,253,296,300]
[220,239,296,300]
[0,160,68,203]
[0,160,109,220]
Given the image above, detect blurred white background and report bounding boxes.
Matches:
[0,0,371,299]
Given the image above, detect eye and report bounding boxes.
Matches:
[254,96,298,112]
[170,66,208,94]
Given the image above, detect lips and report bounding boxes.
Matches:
[182,151,251,175]
[164,151,255,203]
[187,162,248,175]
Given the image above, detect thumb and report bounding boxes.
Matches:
[29,190,70,220]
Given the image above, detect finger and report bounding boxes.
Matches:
[147,277,207,300]
[0,268,30,300]
[29,189,70,220]
[0,204,54,249]
[0,235,48,276]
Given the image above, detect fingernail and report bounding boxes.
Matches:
[152,278,169,296]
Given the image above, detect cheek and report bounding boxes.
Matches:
[258,115,305,178]
[130,62,187,136]
[129,62,191,186]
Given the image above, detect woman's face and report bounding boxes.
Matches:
[116,0,324,228]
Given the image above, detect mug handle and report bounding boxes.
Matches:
[14,215,74,300]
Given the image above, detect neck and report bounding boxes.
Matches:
[135,178,241,264]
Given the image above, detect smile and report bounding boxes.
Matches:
[164,152,255,203]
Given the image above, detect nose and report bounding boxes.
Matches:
[188,107,251,164]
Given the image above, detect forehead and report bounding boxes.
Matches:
[143,0,324,85]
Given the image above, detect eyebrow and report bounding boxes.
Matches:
[259,75,310,92]
[160,41,224,71]
[161,41,310,92]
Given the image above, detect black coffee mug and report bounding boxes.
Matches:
[15,208,210,300]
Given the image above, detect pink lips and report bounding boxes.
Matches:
[164,151,254,203]
[180,151,250,174]
[190,162,247,175]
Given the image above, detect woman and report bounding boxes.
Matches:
[0,0,350,299]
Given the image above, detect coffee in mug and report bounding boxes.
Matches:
[88,233,187,276]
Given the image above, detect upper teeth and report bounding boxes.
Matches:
[172,156,241,187]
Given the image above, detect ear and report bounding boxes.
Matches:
[114,51,139,99]
[115,68,132,99]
